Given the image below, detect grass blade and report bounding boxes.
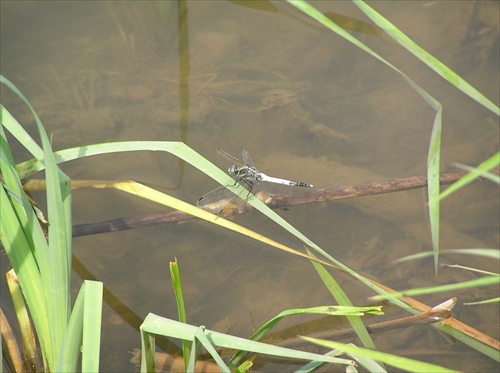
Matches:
[307,249,376,350]
[287,0,444,272]
[353,0,500,116]
[139,314,353,366]
[438,152,500,200]
[228,305,382,368]
[170,259,191,371]
[394,249,500,264]
[2,75,72,366]
[82,281,103,372]
[302,337,460,373]
[369,275,499,300]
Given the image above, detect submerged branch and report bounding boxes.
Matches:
[69,167,498,237]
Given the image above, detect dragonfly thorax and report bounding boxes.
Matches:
[227,165,241,176]
[228,165,259,181]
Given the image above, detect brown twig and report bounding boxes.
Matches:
[71,167,498,237]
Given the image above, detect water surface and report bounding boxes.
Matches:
[1,1,498,372]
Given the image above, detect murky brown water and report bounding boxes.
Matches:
[1,1,499,372]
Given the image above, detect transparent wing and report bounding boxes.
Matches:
[241,149,256,168]
[196,178,254,214]
[216,148,246,166]
[197,185,235,206]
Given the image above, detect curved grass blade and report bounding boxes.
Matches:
[353,0,500,116]
[464,297,500,306]
[306,249,376,351]
[2,76,72,367]
[393,249,500,264]
[437,152,500,201]
[369,275,499,301]
[2,76,104,372]
[301,338,460,373]
[228,305,382,368]
[112,180,340,270]
[139,314,354,367]
[287,0,444,273]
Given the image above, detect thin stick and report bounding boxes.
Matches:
[69,167,498,237]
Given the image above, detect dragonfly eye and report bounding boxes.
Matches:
[228,166,237,175]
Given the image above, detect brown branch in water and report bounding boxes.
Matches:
[72,167,498,238]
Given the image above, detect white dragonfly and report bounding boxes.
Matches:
[197,149,313,215]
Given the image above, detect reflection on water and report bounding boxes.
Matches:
[1,1,499,372]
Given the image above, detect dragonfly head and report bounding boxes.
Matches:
[227,165,238,176]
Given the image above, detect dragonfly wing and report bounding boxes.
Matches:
[216,148,245,166]
[197,180,253,215]
[197,185,234,206]
[197,179,253,207]
[242,149,256,168]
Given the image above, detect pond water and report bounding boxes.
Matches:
[1,1,499,372]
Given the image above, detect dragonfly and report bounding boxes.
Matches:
[197,148,313,215]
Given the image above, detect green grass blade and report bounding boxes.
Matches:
[170,259,191,371]
[440,264,497,276]
[139,314,353,365]
[286,0,443,272]
[0,114,51,278]
[307,249,376,350]
[57,281,102,372]
[57,287,84,372]
[438,152,500,200]
[302,338,460,373]
[0,141,52,368]
[464,297,500,306]
[193,327,231,373]
[82,281,103,372]
[427,111,442,274]
[300,346,386,373]
[139,330,155,373]
[394,249,500,264]
[187,333,202,373]
[228,305,382,368]
[370,275,499,300]
[453,162,500,184]
[0,104,45,160]
[353,0,500,116]
[1,75,72,367]
[1,76,105,371]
